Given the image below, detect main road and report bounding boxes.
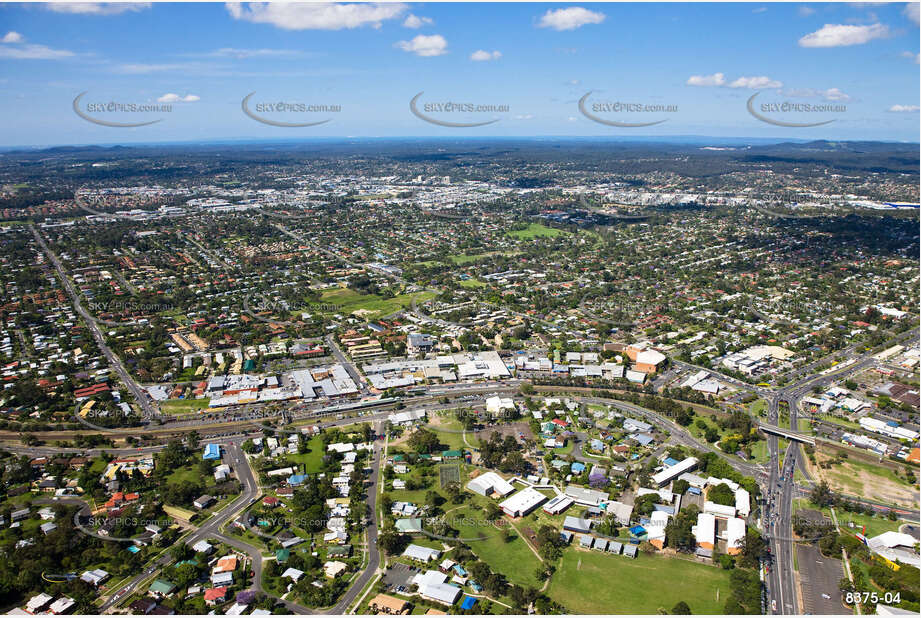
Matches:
[30,225,158,418]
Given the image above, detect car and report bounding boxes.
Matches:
[821,594,831,599]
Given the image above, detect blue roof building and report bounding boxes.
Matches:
[288,474,307,486]
[460,596,477,610]
[571,462,586,474]
[203,444,221,460]
[629,525,647,537]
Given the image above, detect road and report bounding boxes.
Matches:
[330,420,384,614]
[30,225,158,418]
[325,334,371,394]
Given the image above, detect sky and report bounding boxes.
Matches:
[0,1,919,146]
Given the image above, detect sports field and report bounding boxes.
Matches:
[507,223,563,240]
[547,549,732,614]
[439,464,460,488]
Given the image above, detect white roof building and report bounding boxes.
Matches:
[542,495,574,515]
[402,544,441,562]
[867,532,920,568]
[704,501,736,518]
[735,488,750,518]
[467,471,515,497]
[693,512,716,549]
[499,487,547,517]
[564,485,609,506]
[652,457,698,487]
[725,517,746,554]
[485,396,515,414]
[282,568,305,582]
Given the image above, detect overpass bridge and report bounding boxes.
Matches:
[758,423,816,445]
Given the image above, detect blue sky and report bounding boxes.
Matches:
[0,1,918,146]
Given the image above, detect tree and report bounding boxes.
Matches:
[810,481,835,508]
[377,527,409,555]
[671,601,692,614]
[707,483,735,507]
[408,429,442,454]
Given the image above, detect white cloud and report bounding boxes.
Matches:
[784,87,851,101]
[728,75,783,89]
[470,49,501,61]
[905,3,920,25]
[515,114,534,120]
[888,104,920,112]
[115,62,205,74]
[403,14,433,29]
[818,87,850,101]
[798,6,816,17]
[0,43,75,60]
[395,34,447,57]
[686,72,725,87]
[537,7,605,31]
[901,50,921,63]
[47,3,151,15]
[157,93,200,103]
[226,2,406,30]
[798,23,889,47]
[2,31,24,44]
[206,48,302,59]
[753,7,768,13]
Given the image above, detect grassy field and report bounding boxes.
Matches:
[749,439,770,464]
[815,413,860,429]
[507,223,564,240]
[749,399,768,417]
[459,278,487,289]
[425,415,477,451]
[283,435,326,474]
[548,549,732,614]
[832,508,904,538]
[160,398,210,415]
[816,452,917,508]
[450,505,543,588]
[166,465,206,486]
[449,253,494,265]
[318,288,437,319]
[163,505,196,522]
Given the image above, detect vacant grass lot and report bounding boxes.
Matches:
[548,549,732,614]
[160,398,210,415]
[816,452,917,508]
[318,288,436,319]
[283,435,326,474]
[507,223,564,240]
